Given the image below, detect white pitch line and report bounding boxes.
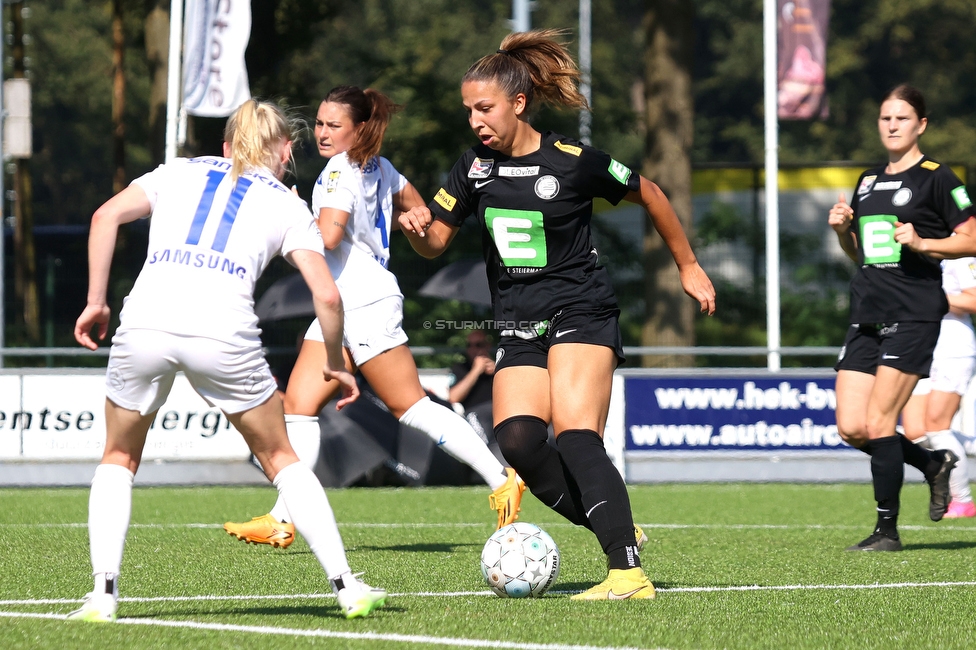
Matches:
[3,580,976,607]
[2,521,976,531]
[0,611,660,650]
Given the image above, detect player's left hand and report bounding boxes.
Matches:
[894,221,924,252]
[678,262,717,316]
[324,367,359,409]
[398,206,433,238]
[74,303,111,350]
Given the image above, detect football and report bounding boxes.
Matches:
[480,522,560,598]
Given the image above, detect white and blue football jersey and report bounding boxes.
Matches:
[119,156,324,345]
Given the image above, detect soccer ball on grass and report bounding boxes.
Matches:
[480,522,560,598]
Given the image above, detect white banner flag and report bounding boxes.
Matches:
[182,0,251,117]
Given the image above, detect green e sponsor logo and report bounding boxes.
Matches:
[485,207,548,268]
[951,185,973,210]
[859,214,901,264]
[609,159,631,185]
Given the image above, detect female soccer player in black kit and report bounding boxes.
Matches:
[829,84,976,551]
[399,30,715,599]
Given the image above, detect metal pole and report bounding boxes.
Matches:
[512,0,531,33]
[763,0,781,371]
[164,0,183,162]
[578,0,592,145]
[0,1,6,368]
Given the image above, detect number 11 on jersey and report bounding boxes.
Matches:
[186,169,253,253]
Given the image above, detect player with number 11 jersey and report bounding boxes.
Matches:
[118,155,324,345]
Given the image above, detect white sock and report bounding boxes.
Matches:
[273,462,351,579]
[915,434,933,450]
[928,429,972,502]
[269,416,321,523]
[88,464,134,584]
[399,396,507,489]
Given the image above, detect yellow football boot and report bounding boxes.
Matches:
[571,567,656,601]
[223,513,295,548]
[489,468,526,529]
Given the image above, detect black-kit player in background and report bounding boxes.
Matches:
[399,29,715,600]
[828,83,976,551]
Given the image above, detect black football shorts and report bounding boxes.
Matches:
[834,321,940,377]
[494,307,625,372]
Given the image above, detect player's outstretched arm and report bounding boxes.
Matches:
[289,249,359,409]
[75,185,152,350]
[398,206,459,259]
[624,176,716,316]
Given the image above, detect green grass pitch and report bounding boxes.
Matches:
[1,482,975,649]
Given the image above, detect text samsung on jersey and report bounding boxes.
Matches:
[148,248,247,279]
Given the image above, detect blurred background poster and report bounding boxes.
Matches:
[182,0,252,117]
[777,0,830,120]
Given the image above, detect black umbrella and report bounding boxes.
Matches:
[254,273,313,322]
[418,258,492,308]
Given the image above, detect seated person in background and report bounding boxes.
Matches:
[449,329,495,413]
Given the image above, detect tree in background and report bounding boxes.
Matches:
[10,0,38,343]
[144,0,167,166]
[14,0,976,361]
[639,0,696,367]
[112,0,126,193]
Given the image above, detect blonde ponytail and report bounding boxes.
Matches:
[223,99,302,180]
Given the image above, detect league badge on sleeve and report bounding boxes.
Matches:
[326,170,341,193]
[468,158,494,179]
[857,175,877,195]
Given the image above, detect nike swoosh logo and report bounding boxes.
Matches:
[272,529,293,539]
[437,435,447,446]
[585,500,607,518]
[554,329,577,338]
[881,354,900,360]
[608,587,643,600]
[474,179,495,188]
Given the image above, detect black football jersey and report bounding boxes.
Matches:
[848,156,974,323]
[429,132,640,329]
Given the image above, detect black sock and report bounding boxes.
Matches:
[494,416,591,528]
[556,429,640,569]
[866,436,903,536]
[898,434,940,477]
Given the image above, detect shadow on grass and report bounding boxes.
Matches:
[129,602,405,620]
[902,540,976,551]
[357,542,481,553]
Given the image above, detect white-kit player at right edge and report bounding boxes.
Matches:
[902,256,976,518]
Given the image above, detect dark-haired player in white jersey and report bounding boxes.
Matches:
[829,84,976,551]
[224,86,523,550]
[69,100,386,622]
[400,30,715,600]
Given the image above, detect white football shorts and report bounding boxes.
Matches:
[105,328,278,415]
[303,294,408,367]
[912,355,976,397]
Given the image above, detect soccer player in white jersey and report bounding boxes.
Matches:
[68,99,387,623]
[223,86,523,548]
[901,257,976,518]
